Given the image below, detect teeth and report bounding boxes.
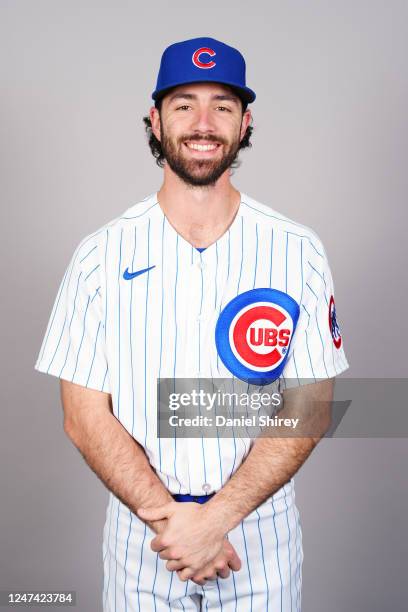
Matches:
[186,142,218,151]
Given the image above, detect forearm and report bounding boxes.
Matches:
[205,378,334,533]
[65,410,172,532]
[205,436,317,534]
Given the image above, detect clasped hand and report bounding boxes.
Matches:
[137,501,241,585]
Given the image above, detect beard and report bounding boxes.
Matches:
[160,127,241,187]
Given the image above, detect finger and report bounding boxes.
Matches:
[191,578,207,586]
[216,566,230,579]
[223,542,242,571]
[177,567,195,582]
[150,537,167,553]
[137,503,173,522]
[197,563,219,582]
[184,571,207,586]
[166,559,185,571]
[227,552,242,571]
[212,559,230,579]
[158,547,176,559]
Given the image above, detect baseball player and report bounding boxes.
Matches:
[35,36,349,611]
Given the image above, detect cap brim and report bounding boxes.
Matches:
[152,79,256,104]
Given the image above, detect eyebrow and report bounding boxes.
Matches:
[167,92,240,105]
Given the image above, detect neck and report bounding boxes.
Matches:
[157,167,241,248]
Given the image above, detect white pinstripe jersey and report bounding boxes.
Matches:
[35,191,349,496]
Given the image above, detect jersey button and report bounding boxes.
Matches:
[202,483,212,493]
[196,260,205,270]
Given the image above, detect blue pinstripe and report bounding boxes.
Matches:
[85,263,100,282]
[166,567,175,609]
[305,282,318,300]
[283,237,294,612]
[71,295,90,379]
[283,483,293,610]
[304,329,316,379]
[101,364,108,392]
[301,304,311,320]
[240,520,254,612]
[308,240,324,258]
[157,215,170,488]
[136,523,148,611]
[143,219,151,448]
[123,512,133,612]
[104,497,118,609]
[253,223,258,288]
[271,496,284,612]
[130,226,137,437]
[321,273,329,306]
[314,307,329,378]
[86,320,101,385]
[294,504,302,611]
[58,272,82,377]
[255,507,270,612]
[307,260,324,281]
[173,235,181,492]
[79,244,97,262]
[46,313,68,373]
[151,552,160,612]
[113,228,124,610]
[214,243,224,487]
[104,230,109,344]
[37,266,70,365]
[237,216,244,294]
[292,503,300,612]
[123,226,137,610]
[198,253,208,486]
[291,490,300,611]
[91,286,100,302]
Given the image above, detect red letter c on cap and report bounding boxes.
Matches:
[192,47,216,69]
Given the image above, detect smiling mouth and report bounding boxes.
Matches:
[183,141,221,152]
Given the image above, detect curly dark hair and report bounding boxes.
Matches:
[143,95,253,169]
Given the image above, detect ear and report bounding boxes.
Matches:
[150,106,161,142]
[240,109,252,142]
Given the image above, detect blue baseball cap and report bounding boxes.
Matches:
[152,37,256,105]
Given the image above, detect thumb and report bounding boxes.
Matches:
[137,503,173,522]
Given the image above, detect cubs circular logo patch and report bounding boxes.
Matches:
[192,47,216,69]
[215,288,300,385]
[329,295,342,349]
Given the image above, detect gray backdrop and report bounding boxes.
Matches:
[1,0,407,610]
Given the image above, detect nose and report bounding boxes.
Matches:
[191,106,216,134]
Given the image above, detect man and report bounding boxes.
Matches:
[35,36,349,611]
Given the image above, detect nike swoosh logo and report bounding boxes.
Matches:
[123,265,156,280]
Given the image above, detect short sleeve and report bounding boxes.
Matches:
[34,240,111,393]
[281,237,349,384]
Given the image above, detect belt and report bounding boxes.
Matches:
[172,493,215,504]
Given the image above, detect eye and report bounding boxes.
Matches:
[217,106,231,112]
[176,105,191,111]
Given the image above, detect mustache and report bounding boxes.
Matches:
[179,135,227,145]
